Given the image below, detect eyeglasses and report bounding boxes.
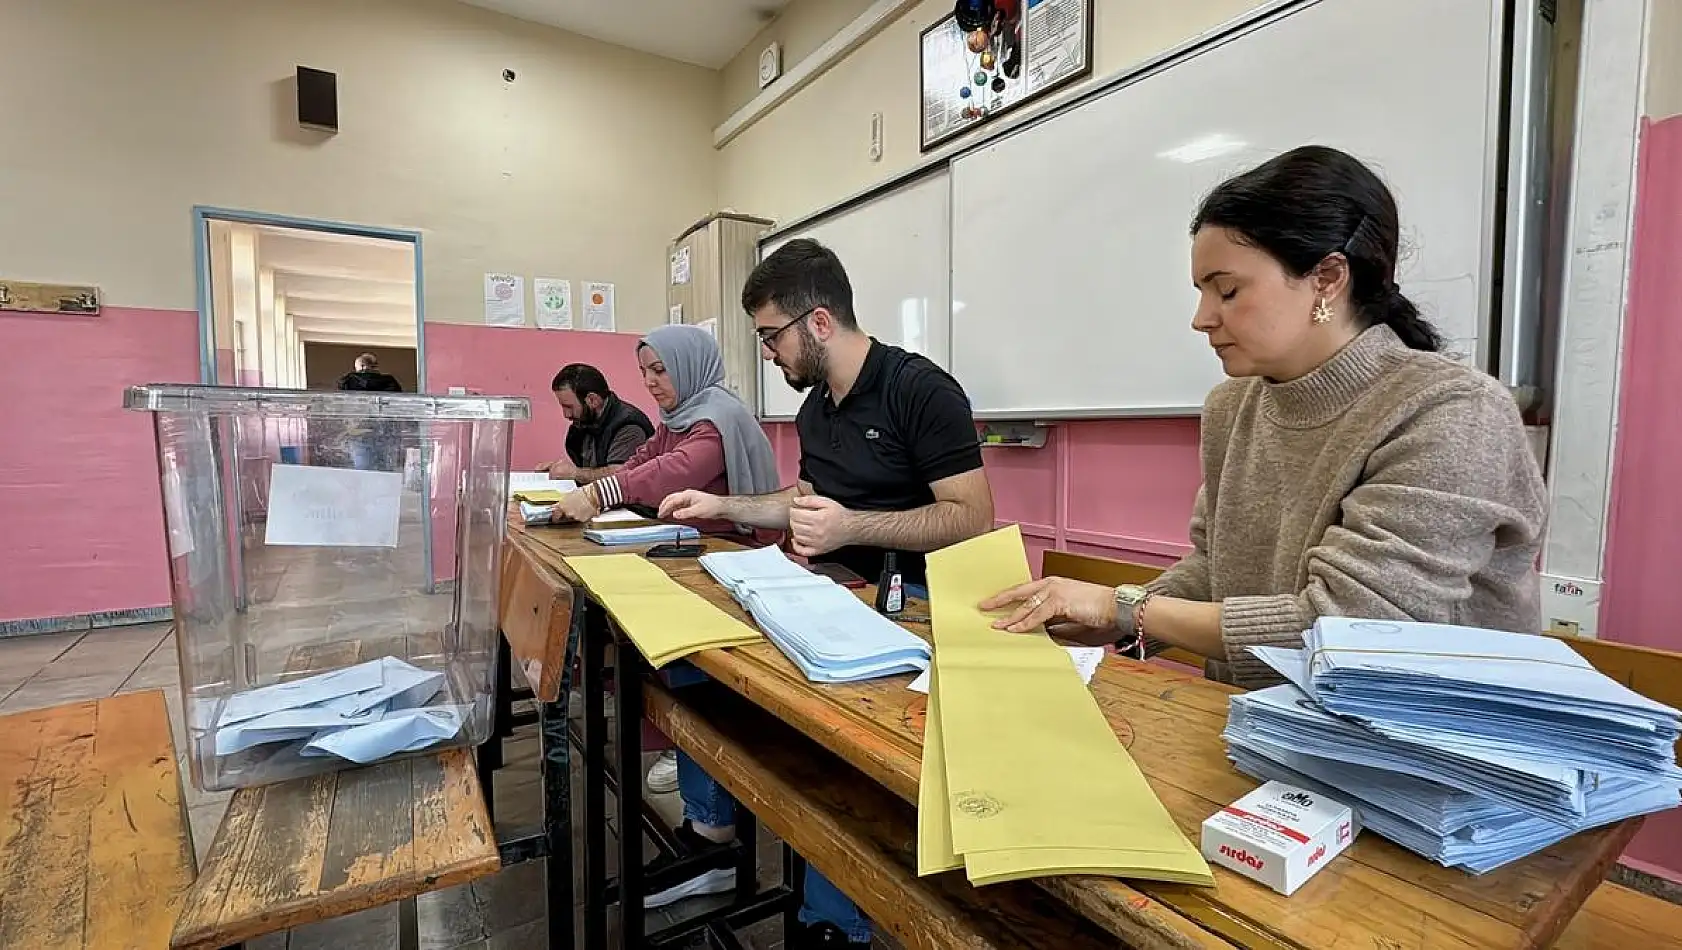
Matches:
[755,308,815,349]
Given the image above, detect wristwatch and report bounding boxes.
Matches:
[1113,584,1150,659]
[1113,584,1149,633]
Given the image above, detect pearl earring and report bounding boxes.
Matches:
[1312,296,1334,324]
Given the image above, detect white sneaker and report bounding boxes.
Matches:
[646,750,679,794]
[643,867,735,909]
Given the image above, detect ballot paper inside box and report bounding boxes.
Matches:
[124,384,529,791]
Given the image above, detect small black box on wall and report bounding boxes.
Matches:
[297,66,338,133]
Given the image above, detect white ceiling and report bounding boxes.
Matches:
[458,0,792,68]
[254,226,417,347]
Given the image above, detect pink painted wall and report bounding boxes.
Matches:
[1599,114,1682,882]
[421,323,662,580]
[0,306,200,623]
[765,417,1202,575]
[422,323,660,469]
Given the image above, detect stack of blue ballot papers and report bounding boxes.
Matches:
[1218,620,1682,875]
[699,546,930,683]
[211,656,466,765]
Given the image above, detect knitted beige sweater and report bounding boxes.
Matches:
[1149,325,1547,688]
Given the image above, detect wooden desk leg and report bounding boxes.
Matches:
[581,603,610,950]
[398,896,419,950]
[615,642,647,949]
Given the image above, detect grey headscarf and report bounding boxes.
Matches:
[640,325,780,497]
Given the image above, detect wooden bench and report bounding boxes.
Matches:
[0,689,196,950]
[1553,883,1682,948]
[171,641,501,950]
[644,677,1189,950]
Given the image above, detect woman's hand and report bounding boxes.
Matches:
[979,577,1119,635]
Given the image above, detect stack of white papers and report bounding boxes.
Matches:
[212,656,463,764]
[583,524,700,546]
[1217,620,1682,875]
[907,646,1104,694]
[700,547,930,683]
[509,472,578,495]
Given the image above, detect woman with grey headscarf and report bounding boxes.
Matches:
[552,324,780,535]
[552,325,786,907]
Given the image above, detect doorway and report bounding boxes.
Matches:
[191,209,436,601]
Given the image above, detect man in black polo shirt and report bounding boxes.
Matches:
[536,363,653,483]
[660,237,993,948]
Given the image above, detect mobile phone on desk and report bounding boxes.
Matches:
[807,561,867,589]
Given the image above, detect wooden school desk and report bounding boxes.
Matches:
[0,690,196,950]
[502,521,1641,950]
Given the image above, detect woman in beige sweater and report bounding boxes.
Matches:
[982,145,1548,688]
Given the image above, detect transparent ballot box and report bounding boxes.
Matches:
[125,385,530,791]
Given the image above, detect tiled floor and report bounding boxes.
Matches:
[0,623,844,949]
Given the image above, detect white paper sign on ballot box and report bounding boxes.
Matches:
[1201,781,1360,895]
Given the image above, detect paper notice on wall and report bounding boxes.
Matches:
[484,273,525,327]
[265,464,403,548]
[670,247,691,285]
[534,278,573,329]
[697,317,718,339]
[1024,0,1089,91]
[583,282,616,332]
[668,304,683,325]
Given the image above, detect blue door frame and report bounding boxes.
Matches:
[191,207,436,597]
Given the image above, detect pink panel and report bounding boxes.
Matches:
[1599,114,1682,883]
[422,324,664,581]
[984,427,1058,528]
[766,422,802,485]
[422,323,661,470]
[0,307,200,623]
[1064,418,1202,557]
[1601,116,1682,652]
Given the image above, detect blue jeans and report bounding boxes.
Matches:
[663,662,873,943]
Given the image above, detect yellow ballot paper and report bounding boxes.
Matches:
[565,554,763,668]
[917,525,1213,887]
[512,489,565,504]
[916,666,963,875]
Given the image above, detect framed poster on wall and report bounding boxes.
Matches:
[919,0,1094,152]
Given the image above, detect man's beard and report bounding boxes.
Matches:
[575,403,601,428]
[778,326,828,391]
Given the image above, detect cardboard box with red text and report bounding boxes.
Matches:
[1200,781,1359,895]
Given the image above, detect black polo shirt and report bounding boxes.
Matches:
[796,339,983,585]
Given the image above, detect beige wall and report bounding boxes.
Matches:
[718,0,877,119]
[1647,0,1682,119]
[0,0,719,332]
[715,0,1268,225]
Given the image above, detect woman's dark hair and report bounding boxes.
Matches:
[1190,145,1443,352]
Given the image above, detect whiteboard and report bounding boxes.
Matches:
[758,170,952,419]
[950,0,1503,417]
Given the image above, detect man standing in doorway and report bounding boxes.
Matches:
[537,363,654,483]
[660,238,994,948]
[336,352,404,471]
[337,351,403,393]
